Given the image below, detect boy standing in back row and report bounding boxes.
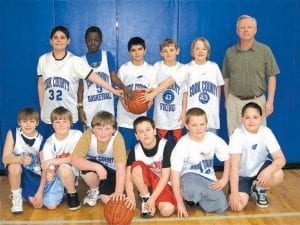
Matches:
[117,37,157,151]
[153,39,186,143]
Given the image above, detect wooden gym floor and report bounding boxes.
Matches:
[0,170,300,225]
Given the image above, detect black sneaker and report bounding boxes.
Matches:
[140,197,153,218]
[185,200,199,207]
[67,192,81,211]
[251,182,269,208]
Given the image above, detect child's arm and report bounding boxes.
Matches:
[110,71,133,98]
[30,151,47,208]
[211,159,230,191]
[125,166,136,209]
[143,76,176,102]
[111,162,126,201]
[146,167,171,216]
[179,92,188,127]
[77,79,87,126]
[256,149,286,187]
[171,169,188,218]
[228,153,243,212]
[88,72,123,97]
[37,76,44,109]
[2,130,31,165]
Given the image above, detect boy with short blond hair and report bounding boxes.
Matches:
[153,39,186,143]
[42,106,82,210]
[72,111,127,206]
[171,107,229,218]
[2,108,44,214]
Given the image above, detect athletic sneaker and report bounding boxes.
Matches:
[140,197,152,218]
[251,181,269,208]
[185,200,199,207]
[83,188,99,207]
[11,189,23,214]
[67,192,81,210]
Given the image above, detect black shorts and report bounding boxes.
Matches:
[81,159,116,195]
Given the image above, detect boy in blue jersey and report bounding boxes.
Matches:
[2,108,45,214]
[77,26,130,128]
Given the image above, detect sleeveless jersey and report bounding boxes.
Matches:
[37,51,92,124]
[117,61,157,128]
[153,61,186,130]
[12,128,44,175]
[81,50,114,126]
[86,131,118,171]
[43,129,82,161]
[172,61,224,129]
[134,138,167,177]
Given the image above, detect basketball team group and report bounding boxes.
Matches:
[2,14,286,219]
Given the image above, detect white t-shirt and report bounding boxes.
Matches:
[117,61,157,128]
[171,60,224,129]
[81,50,114,126]
[229,125,281,177]
[43,129,82,161]
[171,132,229,181]
[37,51,92,124]
[153,61,186,130]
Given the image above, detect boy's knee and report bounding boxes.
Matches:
[46,204,58,210]
[8,164,22,175]
[158,203,175,217]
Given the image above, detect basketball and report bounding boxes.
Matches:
[104,199,134,225]
[125,89,150,114]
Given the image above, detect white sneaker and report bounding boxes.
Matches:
[11,189,23,214]
[83,188,99,207]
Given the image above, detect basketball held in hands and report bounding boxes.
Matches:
[124,89,150,114]
[104,199,135,225]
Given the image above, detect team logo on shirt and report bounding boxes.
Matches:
[251,144,258,150]
[163,90,175,104]
[198,92,210,104]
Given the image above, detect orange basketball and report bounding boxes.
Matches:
[125,89,150,114]
[104,199,134,225]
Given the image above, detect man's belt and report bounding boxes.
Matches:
[235,93,263,101]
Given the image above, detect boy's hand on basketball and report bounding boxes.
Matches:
[123,87,134,101]
[141,89,155,103]
[110,192,125,201]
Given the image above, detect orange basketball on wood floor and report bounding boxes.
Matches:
[125,89,150,114]
[104,199,134,225]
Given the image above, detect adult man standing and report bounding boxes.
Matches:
[222,15,280,135]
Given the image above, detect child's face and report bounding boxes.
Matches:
[192,40,208,64]
[18,118,38,136]
[52,118,71,136]
[129,44,146,63]
[92,124,115,142]
[85,31,101,54]
[135,121,156,147]
[160,44,179,63]
[185,115,207,141]
[241,107,263,134]
[50,31,70,51]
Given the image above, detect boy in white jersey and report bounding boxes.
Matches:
[72,111,127,206]
[229,102,285,211]
[143,38,224,133]
[171,108,229,218]
[37,26,122,138]
[125,116,176,218]
[77,26,130,128]
[42,107,82,211]
[3,108,45,214]
[117,37,157,151]
[153,39,186,143]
